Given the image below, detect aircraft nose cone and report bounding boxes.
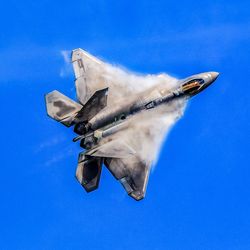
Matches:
[209,71,219,80]
[204,71,219,85]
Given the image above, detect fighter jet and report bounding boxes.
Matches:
[45,48,219,201]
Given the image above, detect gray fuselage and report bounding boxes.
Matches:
[76,71,219,149]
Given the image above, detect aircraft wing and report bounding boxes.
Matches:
[71,48,177,106]
[80,103,186,200]
[104,155,150,201]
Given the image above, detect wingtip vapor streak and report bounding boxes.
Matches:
[45,48,219,201]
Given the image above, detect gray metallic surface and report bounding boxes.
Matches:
[76,156,102,192]
[75,87,108,123]
[45,90,82,127]
[45,48,219,201]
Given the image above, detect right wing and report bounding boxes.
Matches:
[104,156,150,201]
[71,48,177,106]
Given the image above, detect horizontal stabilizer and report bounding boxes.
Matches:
[45,90,82,127]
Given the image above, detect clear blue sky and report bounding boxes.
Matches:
[0,1,249,249]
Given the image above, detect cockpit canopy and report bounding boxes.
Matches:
[181,78,205,95]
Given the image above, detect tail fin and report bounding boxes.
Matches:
[76,154,102,192]
[45,90,82,127]
[75,87,108,122]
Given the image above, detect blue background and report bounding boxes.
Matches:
[0,1,249,249]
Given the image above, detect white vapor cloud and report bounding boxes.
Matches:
[35,135,67,153]
[44,147,75,167]
[59,50,73,78]
[97,64,187,171]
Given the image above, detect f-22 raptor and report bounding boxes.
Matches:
[45,48,219,200]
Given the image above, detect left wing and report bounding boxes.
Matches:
[71,48,178,106]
